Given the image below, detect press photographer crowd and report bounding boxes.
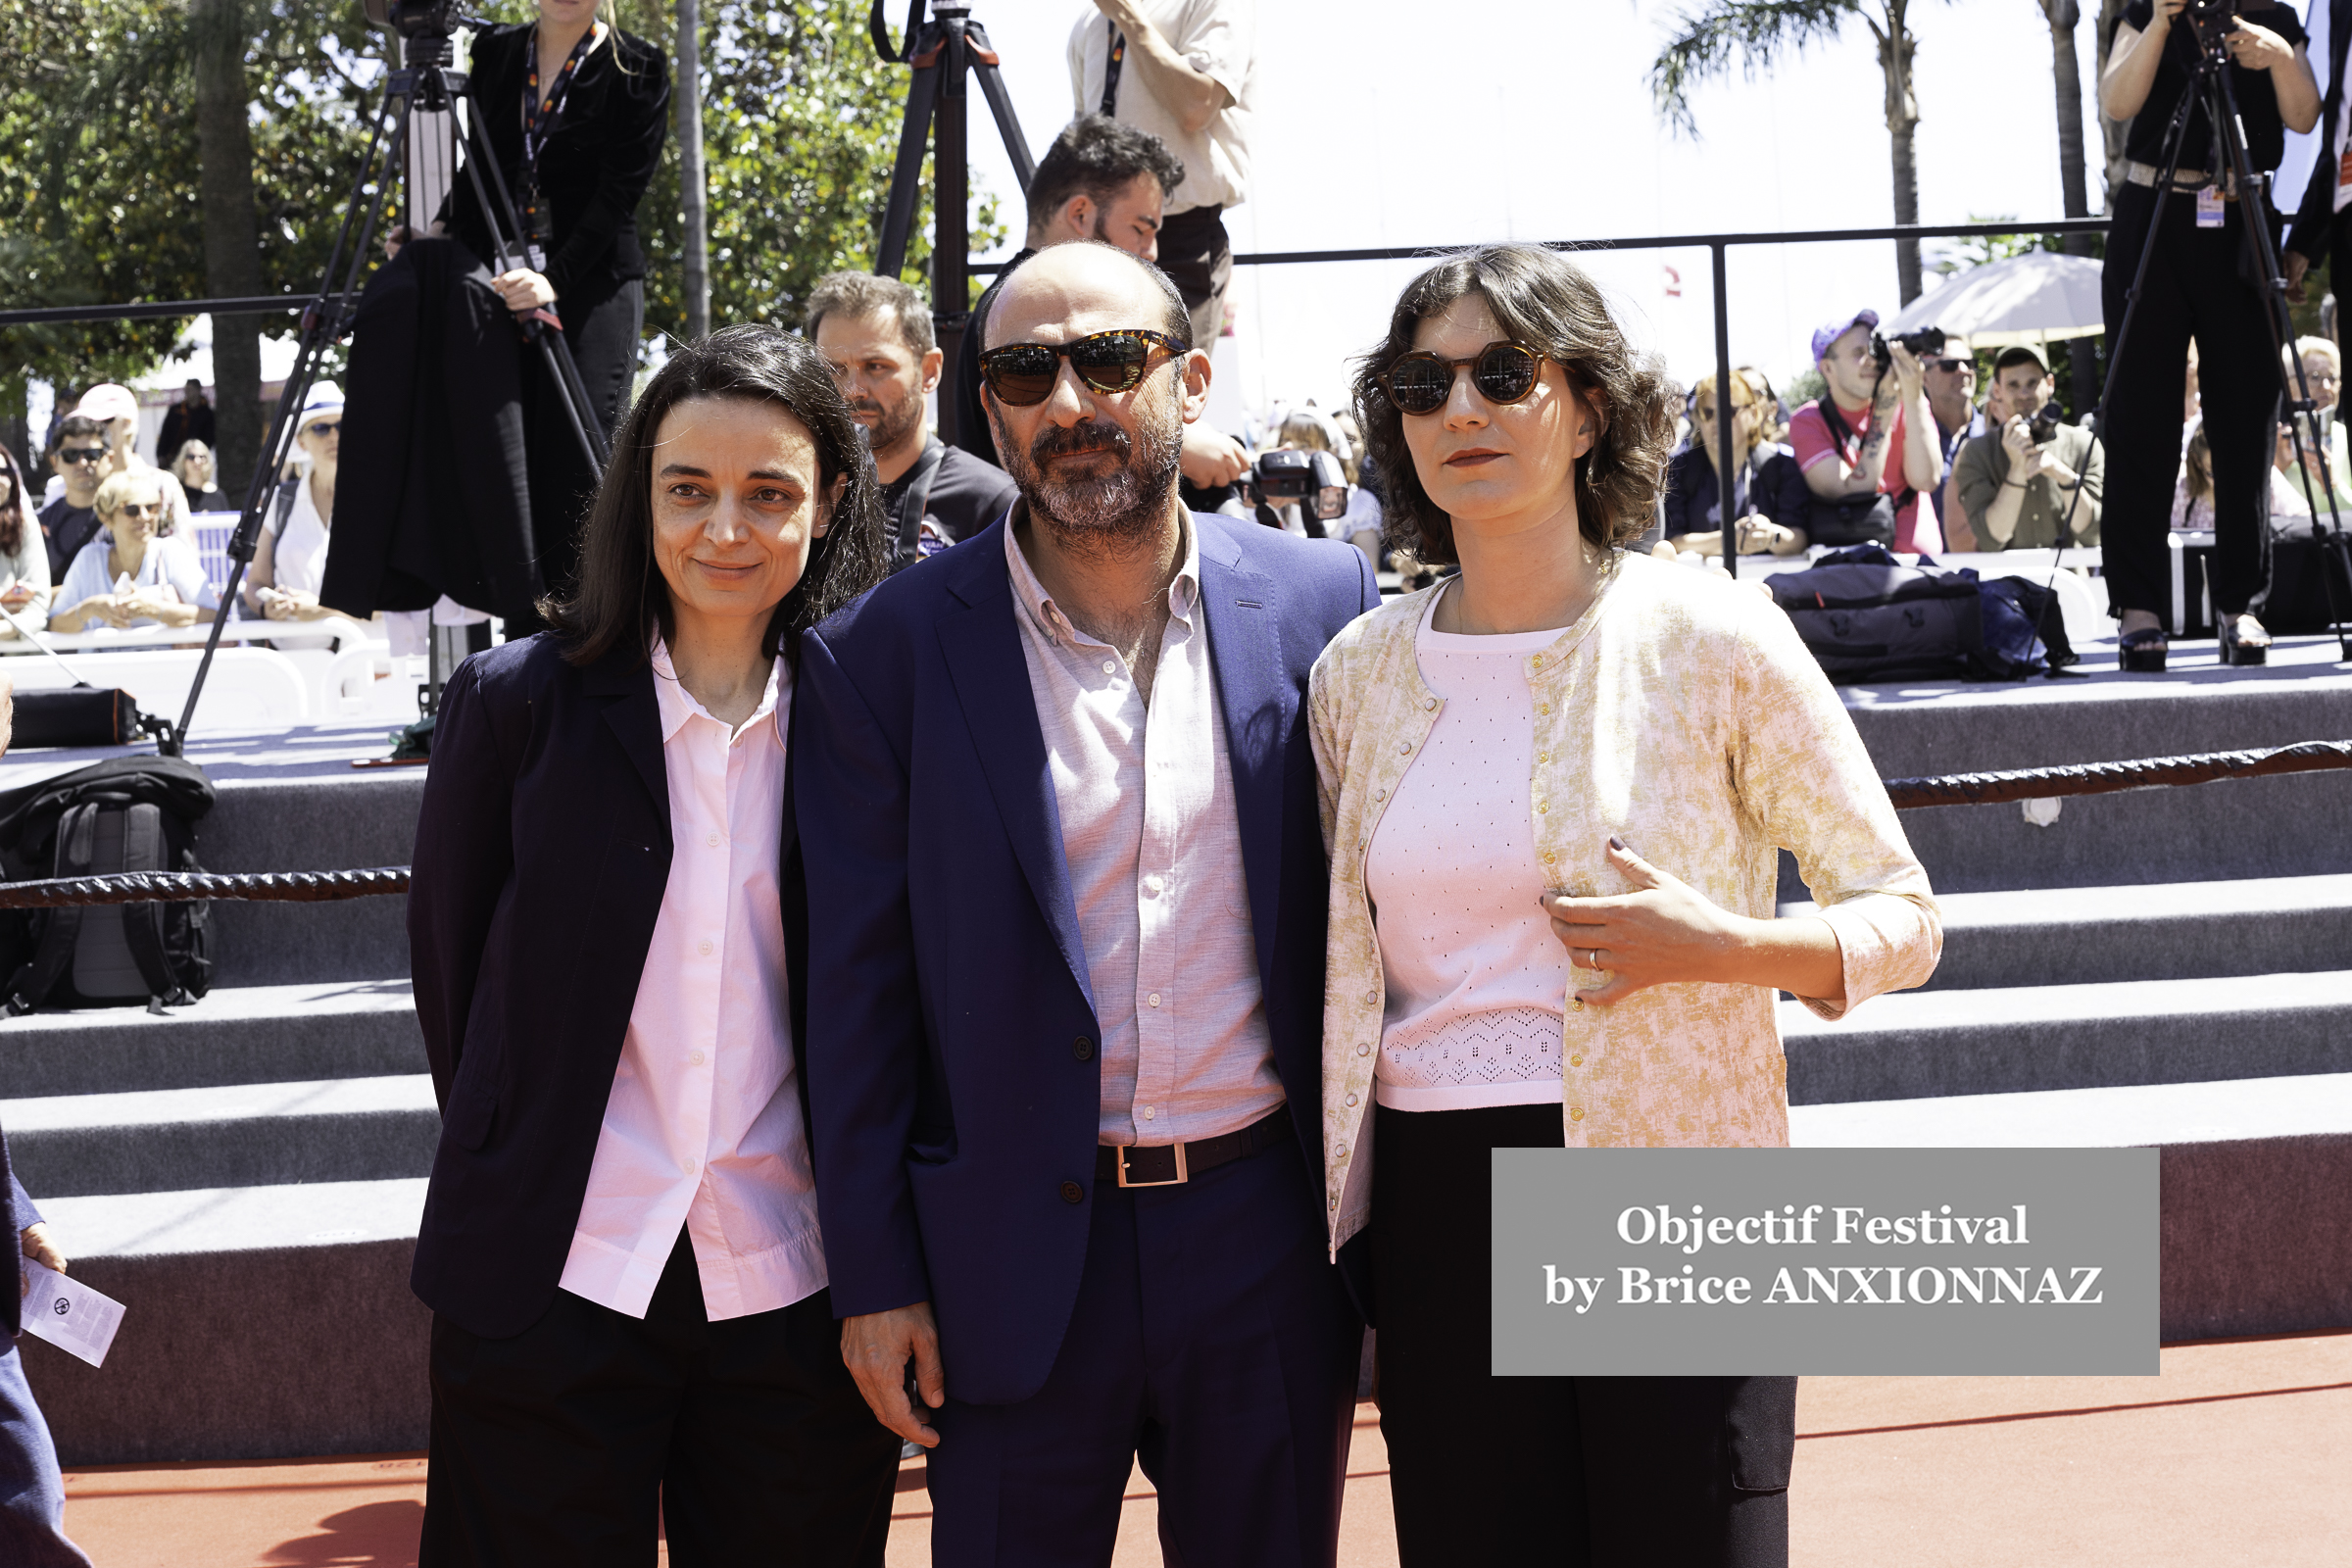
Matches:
[1,0,2349,1563]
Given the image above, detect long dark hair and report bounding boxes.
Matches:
[1351,244,1676,564]
[545,325,886,669]
[0,445,28,560]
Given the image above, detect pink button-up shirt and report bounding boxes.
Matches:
[556,641,829,1321]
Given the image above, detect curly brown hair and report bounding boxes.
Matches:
[1351,245,1677,564]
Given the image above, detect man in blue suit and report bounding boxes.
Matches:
[796,241,1380,1567]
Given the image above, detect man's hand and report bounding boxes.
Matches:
[842,1301,946,1448]
[2285,249,2312,305]
[1179,423,1250,488]
[491,269,558,314]
[1884,340,1927,404]
[21,1223,66,1300]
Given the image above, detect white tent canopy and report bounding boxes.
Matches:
[1883,250,2105,351]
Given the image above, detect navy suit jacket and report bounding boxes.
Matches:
[796,511,1381,1405]
[408,634,812,1338]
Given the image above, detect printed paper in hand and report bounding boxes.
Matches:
[19,1261,124,1367]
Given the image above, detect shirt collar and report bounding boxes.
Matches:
[649,635,788,748]
[1002,498,1200,651]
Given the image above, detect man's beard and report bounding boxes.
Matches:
[993,379,1184,550]
[850,383,926,459]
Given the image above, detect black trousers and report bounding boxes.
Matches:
[1372,1103,1795,1567]
[419,1227,900,1568]
[514,275,642,631]
[1155,205,1232,354]
[2099,181,2276,621]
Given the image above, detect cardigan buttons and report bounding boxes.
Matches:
[1397,741,1412,755]
[1356,1043,1372,1056]
[1423,697,1438,710]
[1363,990,1378,1005]
[1569,1107,1586,1122]
[1346,1093,1358,1107]
[1374,788,1386,802]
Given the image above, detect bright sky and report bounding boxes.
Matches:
[958,0,2131,421]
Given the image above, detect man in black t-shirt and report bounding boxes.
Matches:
[808,271,1018,568]
[37,415,109,585]
[2096,0,2316,668]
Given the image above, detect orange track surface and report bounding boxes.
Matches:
[56,1332,2351,1566]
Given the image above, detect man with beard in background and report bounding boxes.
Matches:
[808,271,1020,568]
[794,240,1379,1566]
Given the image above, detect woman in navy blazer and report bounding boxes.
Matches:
[407,326,893,1566]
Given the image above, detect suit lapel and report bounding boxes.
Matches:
[1198,515,1289,983]
[936,525,1097,1013]
[583,644,669,825]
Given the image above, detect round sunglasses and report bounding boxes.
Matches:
[978,329,1189,407]
[1378,341,1547,416]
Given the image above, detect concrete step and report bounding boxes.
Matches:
[1784,874,2352,992]
[1790,1074,2352,1343]
[1789,1070,2352,1148]
[17,1179,429,1465]
[1781,971,2352,1105]
[0,981,423,1100]
[0,1074,439,1197]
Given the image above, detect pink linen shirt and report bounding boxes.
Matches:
[1003,508,1285,1148]
[556,641,829,1321]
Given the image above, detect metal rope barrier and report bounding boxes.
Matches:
[0,867,410,909]
[0,738,2341,907]
[1884,740,2352,809]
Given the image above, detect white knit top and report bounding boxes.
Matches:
[1363,587,1567,1111]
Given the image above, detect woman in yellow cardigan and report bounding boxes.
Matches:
[1309,244,1941,1566]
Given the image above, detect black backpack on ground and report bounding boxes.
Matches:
[0,758,217,1013]
[1766,546,2070,684]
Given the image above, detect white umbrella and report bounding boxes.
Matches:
[1882,250,2105,350]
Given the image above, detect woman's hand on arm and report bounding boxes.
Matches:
[491,269,558,313]
[1543,839,1845,1007]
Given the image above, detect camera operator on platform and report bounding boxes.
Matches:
[399,0,670,618]
[1954,345,2105,551]
[2100,0,2315,670]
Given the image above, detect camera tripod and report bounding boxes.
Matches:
[869,0,1036,448]
[168,10,609,753]
[2048,5,2352,666]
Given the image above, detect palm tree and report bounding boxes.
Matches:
[1651,0,1933,304]
[189,0,267,497]
[2038,0,2098,413]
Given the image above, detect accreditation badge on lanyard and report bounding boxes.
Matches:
[521,27,594,272]
[2195,185,2226,229]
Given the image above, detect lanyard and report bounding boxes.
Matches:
[1100,20,1125,116]
[519,26,595,270]
[522,26,596,182]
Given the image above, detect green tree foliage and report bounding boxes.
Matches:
[626,0,1007,347]
[0,0,380,398]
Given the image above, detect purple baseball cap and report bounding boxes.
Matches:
[1811,310,1880,364]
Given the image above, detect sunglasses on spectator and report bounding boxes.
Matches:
[977,330,1189,406]
[305,419,342,437]
[59,446,107,466]
[115,503,166,519]
[1378,342,1546,416]
[1925,358,1973,374]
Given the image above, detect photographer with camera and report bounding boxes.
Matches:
[416,0,670,615]
[2099,0,2316,669]
[1789,311,1944,554]
[1954,346,2104,550]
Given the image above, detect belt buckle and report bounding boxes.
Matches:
[1116,1142,1190,1188]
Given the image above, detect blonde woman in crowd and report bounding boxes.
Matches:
[1314,243,1939,1566]
[50,469,210,632]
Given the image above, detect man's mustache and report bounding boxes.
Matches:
[1032,419,1130,464]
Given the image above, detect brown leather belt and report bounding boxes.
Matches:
[1097,1105,1291,1188]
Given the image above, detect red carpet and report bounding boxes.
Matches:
[55,1331,2351,1566]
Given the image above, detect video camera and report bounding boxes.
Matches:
[1870,325,1947,370]
[1240,449,1348,522]
[362,0,472,41]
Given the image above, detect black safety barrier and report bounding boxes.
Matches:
[0,734,2346,909]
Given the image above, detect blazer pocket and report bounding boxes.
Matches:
[1726,1375,1799,1493]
